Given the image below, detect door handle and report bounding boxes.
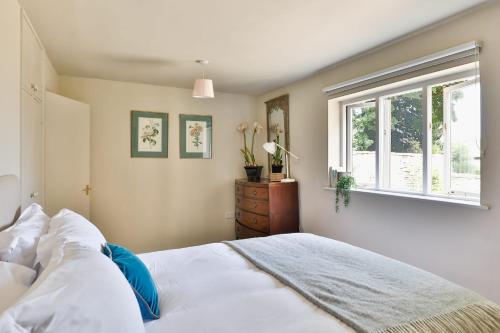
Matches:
[82,185,92,196]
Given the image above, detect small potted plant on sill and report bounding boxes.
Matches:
[270,124,284,173]
[237,121,264,182]
[335,173,355,212]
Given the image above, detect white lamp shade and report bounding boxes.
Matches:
[262,142,277,154]
[192,79,214,98]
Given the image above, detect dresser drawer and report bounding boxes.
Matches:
[236,209,269,233]
[235,184,269,200]
[243,186,268,200]
[235,222,267,239]
[235,183,243,196]
[236,196,269,215]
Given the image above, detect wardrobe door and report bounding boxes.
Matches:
[0,0,21,178]
[21,15,43,101]
[21,91,44,208]
[20,12,44,209]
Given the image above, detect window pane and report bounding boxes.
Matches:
[430,83,447,195]
[449,83,481,198]
[383,90,423,192]
[349,103,376,188]
[431,80,480,199]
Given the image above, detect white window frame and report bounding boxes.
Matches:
[340,69,480,202]
[442,80,480,198]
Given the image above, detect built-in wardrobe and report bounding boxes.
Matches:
[1,0,91,216]
[0,0,51,209]
[20,13,45,208]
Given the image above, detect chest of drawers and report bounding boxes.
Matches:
[235,179,299,239]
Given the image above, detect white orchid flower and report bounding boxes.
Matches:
[237,122,248,132]
[253,122,264,134]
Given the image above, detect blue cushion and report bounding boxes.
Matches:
[103,243,160,320]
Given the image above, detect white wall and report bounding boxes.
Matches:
[59,76,256,252]
[0,0,21,178]
[256,2,500,302]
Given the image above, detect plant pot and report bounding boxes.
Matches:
[337,171,352,179]
[244,166,263,182]
[271,165,283,173]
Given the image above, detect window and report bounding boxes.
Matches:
[433,80,481,199]
[339,68,481,201]
[381,89,423,192]
[347,101,376,188]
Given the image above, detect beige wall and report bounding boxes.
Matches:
[44,56,59,93]
[256,2,500,302]
[0,0,21,178]
[59,76,256,252]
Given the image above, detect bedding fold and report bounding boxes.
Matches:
[224,233,500,333]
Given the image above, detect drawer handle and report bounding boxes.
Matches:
[253,204,258,209]
[252,218,257,224]
[253,190,257,195]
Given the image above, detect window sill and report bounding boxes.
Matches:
[323,187,490,210]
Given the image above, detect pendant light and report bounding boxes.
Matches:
[192,60,214,98]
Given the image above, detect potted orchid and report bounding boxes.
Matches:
[237,121,264,181]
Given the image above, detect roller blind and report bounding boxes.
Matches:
[323,41,481,99]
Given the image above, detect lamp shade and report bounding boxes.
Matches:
[262,142,277,154]
[192,79,214,98]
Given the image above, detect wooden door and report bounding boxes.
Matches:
[45,92,90,218]
[21,90,43,208]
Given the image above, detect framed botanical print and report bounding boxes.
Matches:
[179,114,212,159]
[131,111,168,158]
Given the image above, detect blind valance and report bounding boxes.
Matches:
[323,41,481,98]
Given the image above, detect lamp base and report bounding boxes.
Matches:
[280,178,296,183]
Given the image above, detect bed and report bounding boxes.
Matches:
[1,174,499,333]
[140,242,354,333]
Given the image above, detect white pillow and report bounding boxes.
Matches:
[0,261,36,314]
[0,243,145,333]
[36,209,106,269]
[0,204,50,267]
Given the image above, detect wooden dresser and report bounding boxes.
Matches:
[235,179,299,239]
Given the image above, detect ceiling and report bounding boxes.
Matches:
[20,0,488,95]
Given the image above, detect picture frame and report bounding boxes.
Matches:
[131,111,168,158]
[179,114,212,159]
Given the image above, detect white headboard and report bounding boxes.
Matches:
[0,175,20,230]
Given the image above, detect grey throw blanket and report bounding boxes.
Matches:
[223,233,500,333]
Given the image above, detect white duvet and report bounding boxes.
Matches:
[140,242,354,333]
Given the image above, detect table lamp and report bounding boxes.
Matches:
[262,142,299,182]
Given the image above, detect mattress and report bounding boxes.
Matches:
[140,242,355,333]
